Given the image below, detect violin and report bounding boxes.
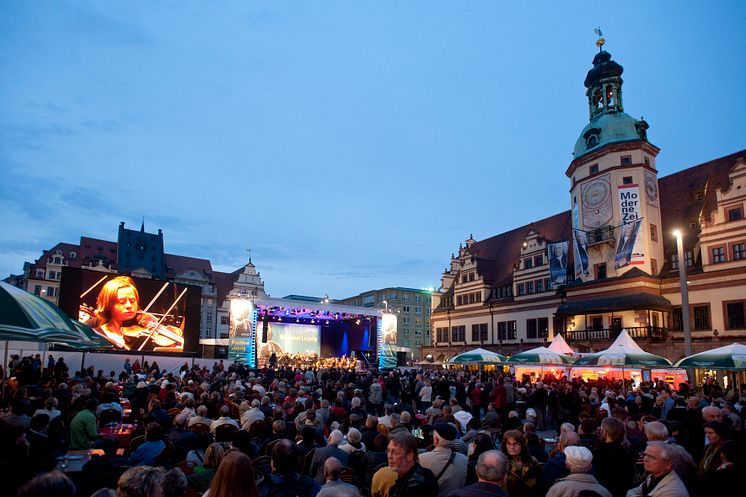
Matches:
[121,312,185,351]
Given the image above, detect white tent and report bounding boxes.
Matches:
[548,334,575,355]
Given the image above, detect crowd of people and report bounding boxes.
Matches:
[1,353,745,497]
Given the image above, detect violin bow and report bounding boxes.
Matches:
[137,287,188,351]
[80,275,109,299]
[142,282,170,313]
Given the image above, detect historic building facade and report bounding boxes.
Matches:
[423,44,746,362]
[338,287,433,359]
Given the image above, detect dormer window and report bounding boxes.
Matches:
[70,252,77,259]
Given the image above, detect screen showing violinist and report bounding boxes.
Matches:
[59,267,201,353]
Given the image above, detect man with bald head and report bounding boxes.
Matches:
[445,450,509,497]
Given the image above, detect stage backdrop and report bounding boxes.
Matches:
[378,313,398,369]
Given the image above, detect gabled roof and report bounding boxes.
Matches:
[164,253,213,276]
[659,149,746,264]
[213,268,242,306]
[466,210,573,287]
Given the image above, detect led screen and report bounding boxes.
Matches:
[257,322,320,361]
[59,267,201,353]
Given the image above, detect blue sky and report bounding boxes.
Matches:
[1,1,744,298]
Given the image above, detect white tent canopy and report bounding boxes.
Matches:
[548,334,575,355]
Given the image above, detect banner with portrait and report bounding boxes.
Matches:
[615,184,645,269]
[572,204,590,281]
[229,298,255,364]
[547,241,569,289]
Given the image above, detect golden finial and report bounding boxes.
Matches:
[594,27,605,51]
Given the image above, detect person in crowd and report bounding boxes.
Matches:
[129,422,167,466]
[117,466,166,497]
[311,430,350,484]
[546,445,612,497]
[320,456,358,491]
[419,422,468,497]
[188,442,225,493]
[699,420,728,488]
[260,438,320,497]
[626,441,689,497]
[70,398,101,449]
[387,431,439,497]
[501,429,543,497]
[708,439,746,494]
[163,468,188,497]
[34,396,62,420]
[541,430,581,493]
[593,417,636,497]
[465,432,495,485]
[17,470,76,497]
[445,450,510,497]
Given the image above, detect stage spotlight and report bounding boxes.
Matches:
[356,319,361,325]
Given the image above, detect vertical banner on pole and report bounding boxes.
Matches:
[229,299,256,366]
[378,313,398,369]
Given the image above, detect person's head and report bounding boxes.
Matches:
[564,445,594,473]
[387,431,419,475]
[18,471,76,497]
[578,418,598,436]
[208,451,258,497]
[558,430,580,451]
[144,422,163,442]
[323,457,343,481]
[560,422,575,435]
[470,432,494,461]
[117,466,166,497]
[432,423,458,448]
[204,443,226,469]
[642,441,675,478]
[328,429,344,446]
[346,427,362,445]
[219,405,231,418]
[702,405,722,423]
[600,417,625,443]
[686,397,700,409]
[162,468,187,497]
[272,419,286,434]
[644,421,669,441]
[501,430,529,462]
[475,450,508,486]
[271,439,300,474]
[96,276,139,325]
[553,244,564,257]
[704,421,728,446]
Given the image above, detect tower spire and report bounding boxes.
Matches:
[594,27,605,52]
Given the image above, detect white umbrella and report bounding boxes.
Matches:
[547,334,576,355]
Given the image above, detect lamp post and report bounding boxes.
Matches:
[674,230,694,385]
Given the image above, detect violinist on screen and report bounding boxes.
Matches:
[86,276,184,352]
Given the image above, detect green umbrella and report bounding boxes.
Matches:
[0,282,110,349]
[572,329,671,368]
[674,343,746,370]
[449,347,507,364]
[507,346,575,365]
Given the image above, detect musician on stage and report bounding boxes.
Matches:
[86,276,184,351]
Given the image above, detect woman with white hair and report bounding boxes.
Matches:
[341,427,366,454]
[546,446,612,497]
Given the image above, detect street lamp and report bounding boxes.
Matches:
[382,300,388,312]
[673,230,693,358]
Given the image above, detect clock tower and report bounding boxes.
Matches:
[565,38,664,282]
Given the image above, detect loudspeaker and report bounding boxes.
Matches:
[396,351,407,366]
[261,319,268,343]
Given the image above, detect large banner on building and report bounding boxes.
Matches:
[572,204,590,281]
[547,241,569,289]
[378,313,398,369]
[616,184,644,269]
[229,299,255,364]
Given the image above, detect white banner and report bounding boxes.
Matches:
[616,185,644,269]
[572,204,589,280]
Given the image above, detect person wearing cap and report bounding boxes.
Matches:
[546,445,611,497]
[626,441,689,497]
[445,450,510,497]
[419,423,467,497]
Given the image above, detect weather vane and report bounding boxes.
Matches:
[594,27,605,51]
[246,247,252,263]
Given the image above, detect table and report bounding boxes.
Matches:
[99,423,136,448]
[55,450,91,474]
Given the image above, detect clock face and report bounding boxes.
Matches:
[645,172,659,206]
[581,176,613,228]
